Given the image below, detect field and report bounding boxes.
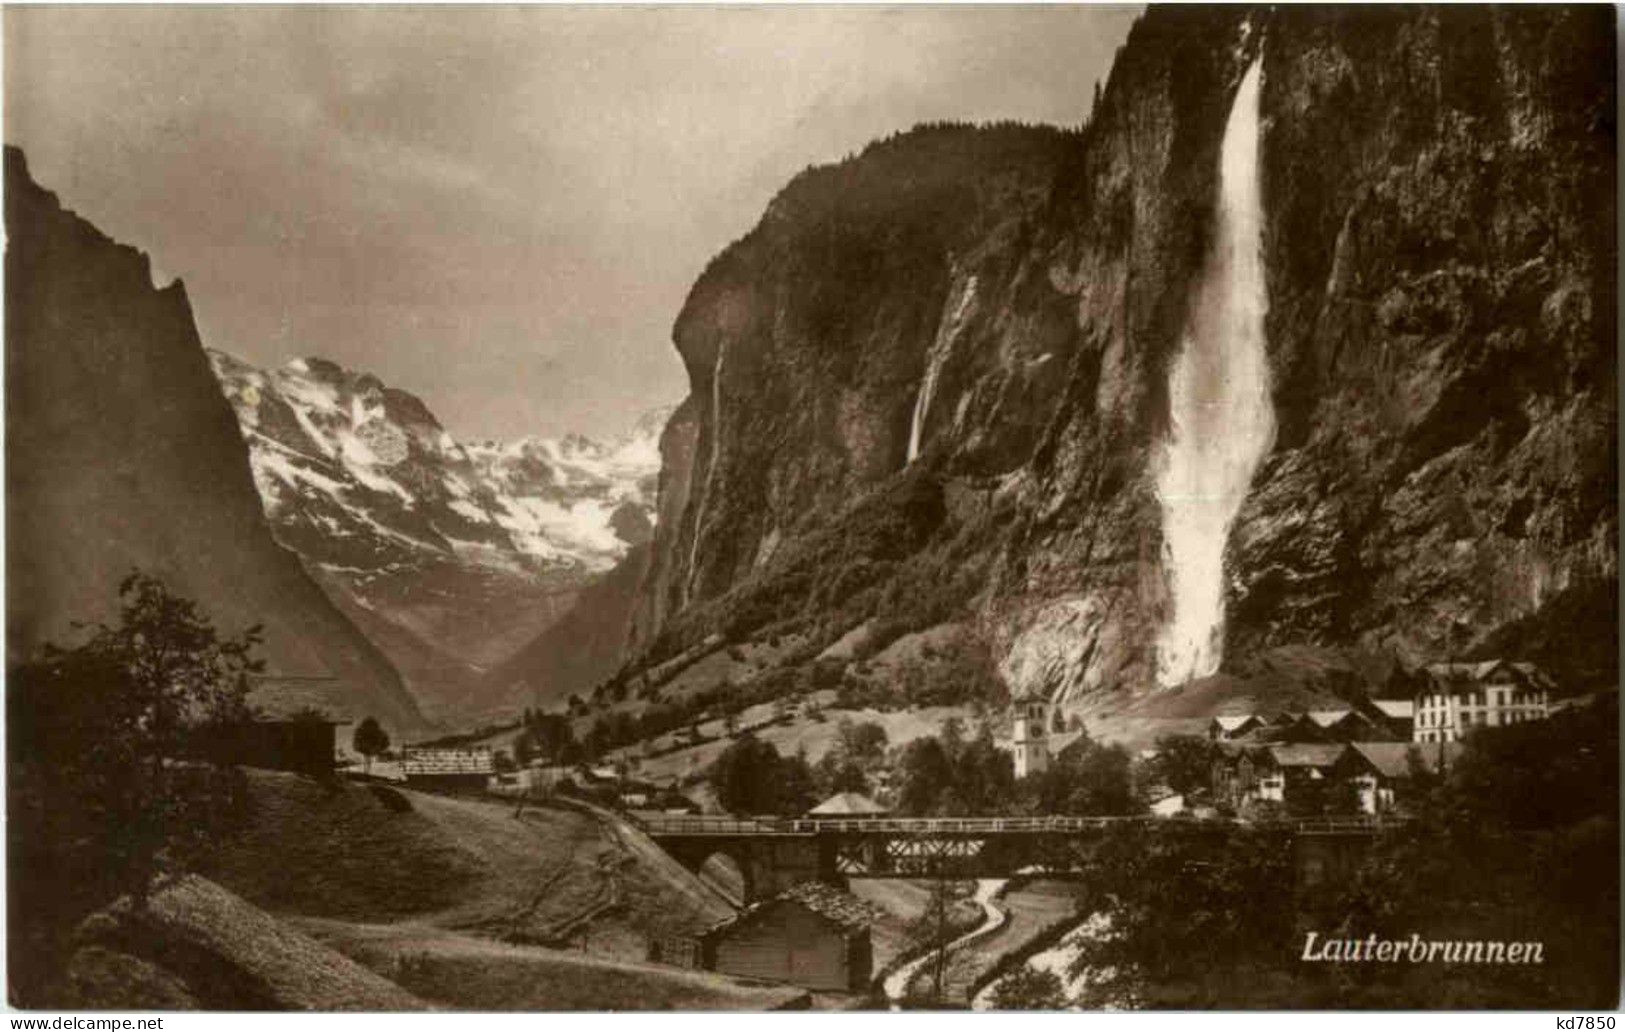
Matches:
[207,770,733,956]
[64,875,428,1010]
[146,769,1082,1009]
[297,919,806,1010]
[622,703,976,784]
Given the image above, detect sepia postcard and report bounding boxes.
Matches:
[4,2,1618,1014]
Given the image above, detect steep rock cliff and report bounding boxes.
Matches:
[4,147,428,734]
[628,5,1615,718]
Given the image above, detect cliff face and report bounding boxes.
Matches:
[4,147,428,734]
[631,5,1616,715]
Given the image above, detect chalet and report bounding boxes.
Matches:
[1368,699,1416,740]
[695,882,878,993]
[1346,741,1462,814]
[1211,744,1284,809]
[399,747,494,790]
[807,792,890,819]
[1268,743,1358,812]
[1414,661,1552,743]
[1207,714,1263,741]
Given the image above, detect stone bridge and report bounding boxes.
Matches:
[634,813,1387,902]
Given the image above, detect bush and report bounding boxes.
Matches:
[368,785,414,813]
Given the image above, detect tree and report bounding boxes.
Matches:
[991,967,1067,1010]
[945,723,1014,814]
[815,751,870,796]
[778,746,818,815]
[895,736,953,815]
[1023,741,1139,817]
[513,733,536,767]
[901,876,965,1008]
[709,734,817,816]
[709,734,780,815]
[8,573,259,996]
[353,717,390,773]
[1150,733,1220,797]
[837,718,889,762]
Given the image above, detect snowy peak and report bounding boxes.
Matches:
[207,349,672,721]
[209,350,670,577]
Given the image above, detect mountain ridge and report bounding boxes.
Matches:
[3,145,428,734]
[208,347,671,724]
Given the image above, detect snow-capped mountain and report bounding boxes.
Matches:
[208,348,671,723]
[463,420,663,566]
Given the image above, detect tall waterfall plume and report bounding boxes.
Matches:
[1153,56,1274,687]
[683,339,727,604]
[906,276,977,464]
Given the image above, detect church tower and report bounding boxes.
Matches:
[1012,687,1050,779]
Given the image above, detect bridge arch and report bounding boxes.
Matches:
[695,848,752,905]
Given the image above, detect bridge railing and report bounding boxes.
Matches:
[631,812,1405,837]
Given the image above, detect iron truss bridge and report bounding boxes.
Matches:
[631,813,1400,884]
[633,814,1398,836]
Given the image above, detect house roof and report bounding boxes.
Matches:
[1508,663,1557,690]
[777,882,882,931]
[1424,660,1554,692]
[1011,684,1050,703]
[1212,715,1259,732]
[1268,743,1349,769]
[808,792,890,816]
[1425,660,1507,682]
[1371,700,1415,719]
[1304,710,1353,728]
[707,882,881,938]
[1350,741,1462,778]
[1051,729,1089,757]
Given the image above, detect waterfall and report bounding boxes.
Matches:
[906,276,977,464]
[1153,56,1274,687]
[683,339,727,604]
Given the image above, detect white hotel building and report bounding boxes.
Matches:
[1413,660,1552,743]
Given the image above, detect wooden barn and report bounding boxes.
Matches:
[696,882,877,993]
[188,717,340,776]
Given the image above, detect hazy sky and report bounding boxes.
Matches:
[5,4,1140,440]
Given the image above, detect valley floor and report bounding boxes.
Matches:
[59,768,1092,1010]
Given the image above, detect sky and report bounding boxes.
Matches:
[5,4,1141,441]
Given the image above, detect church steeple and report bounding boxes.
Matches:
[1012,686,1051,779]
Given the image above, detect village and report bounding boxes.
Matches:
[189,654,1611,1005]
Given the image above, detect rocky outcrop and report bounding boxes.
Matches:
[4,147,428,734]
[626,6,1615,716]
